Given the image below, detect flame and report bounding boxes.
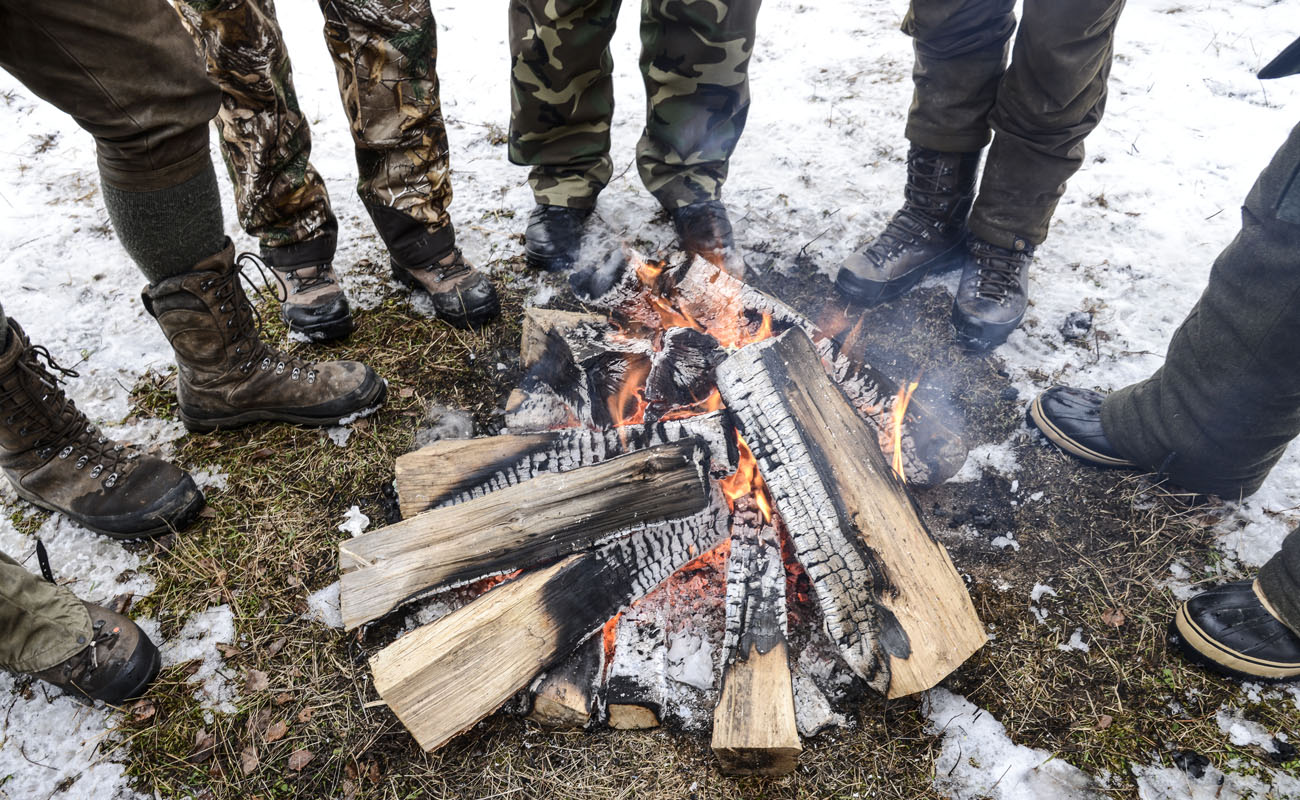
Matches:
[719,433,774,523]
[889,377,921,480]
[607,360,651,446]
[632,251,667,288]
[601,611,622,667]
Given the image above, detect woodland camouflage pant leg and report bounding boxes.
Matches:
[637,0,761,209]
[176,0,339,268]
[508,0,621,210]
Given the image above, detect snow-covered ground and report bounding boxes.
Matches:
[0,1,1297,798]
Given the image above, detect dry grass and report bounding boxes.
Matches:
[71,258,1298,798]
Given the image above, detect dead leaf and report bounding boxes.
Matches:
[130,699,156,723]
[245,708,272,738]
[217,644,243,659]
[274,692,294,706]
[251,447,274,460]
[239,745,260,776]
[267,636,289,657]
[188,728,216,764]
[245,669,270,692]
[198,507,218,519]
[108,592,134,615]
[265,720,289,743]
[366,760,380,783]
[399,387,415,399]
[296,707,314,724]
[1097,714,1114,730]
[287,749,314,771]
[1101,608,1126,628]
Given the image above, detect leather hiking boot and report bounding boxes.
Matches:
[0,320,204,539]
[267,262,354,342]
[1027,386,1137,469]
[952,236,1034,349]
[837,147,980,306]
[143,242,387,433]
[391,249,500,328]
[524,204,592,272]
[1170,580,1300,682]
[30,600,161,704]
[668,199,735,266]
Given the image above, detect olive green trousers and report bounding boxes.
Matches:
[0,551,89,674]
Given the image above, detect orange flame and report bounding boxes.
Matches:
[890,377,921,480]
[658,388,725,422]
[719,433,774,523]
[601,611,622,667]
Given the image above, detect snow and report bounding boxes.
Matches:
[305,581,344,630]
[158,605,239,715]
[1215,707,1282,753]
[326,425,352,447]
[1133,761,1300,800]
[337,505,370,537]
[0,0,1295,796]
[923,688,1103,799]
[1058,629,1091,654]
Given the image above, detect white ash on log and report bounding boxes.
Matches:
[520,308,606,366]
[393,411,732,518]
[605,608,668,730]
[716,327,986,698]
[711,499,800,775]
[528,635,604,730]
[368,505,729,752]
[340,441,714,629]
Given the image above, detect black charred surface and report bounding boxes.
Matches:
[645,327,725,422]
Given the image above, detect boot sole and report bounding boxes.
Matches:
[1169,608,1300,682]
[390,268,501,328]
[1026,393,1138,469]
[12,478,206,540]
[952,306,1026,352]
[834,243,964,307]
[286,312,355,343]
[179,373,388,433]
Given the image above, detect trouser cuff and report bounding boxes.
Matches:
[98,145,213,194]
[366,204,456,269]
[260,226,338,270]
[1258,528,1300,635]
[965,217,1036,252]
[905,129,991,156]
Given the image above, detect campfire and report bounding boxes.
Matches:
[338,252,985,775]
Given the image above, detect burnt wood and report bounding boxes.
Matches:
[716,328,985,698]
[604,608,668,729]
[340,441,713,629]
[369,507,729,752]
[528,636,604,729]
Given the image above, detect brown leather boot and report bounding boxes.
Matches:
[30,600,161,705]
[142,242,387,433]
[390,248,500,328]
[267,261,354,343]
[0,320,204,539]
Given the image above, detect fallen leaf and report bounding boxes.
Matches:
[274,692,294,706]
[1097,714,1114,730]
[245,669,270,692]
[245,708,272,737]
[296,707,314,723]
[251,447,274,460]
[366,760,381,783]
[217,644,243,659]
[239,745,260,776]
[265,720,289,743]
[287,749,314,771]
[266,636,289,657]
[1101,608,1126,628]
[198,507,218,519]
[399,387,415,399]
[188,728,216,764]
[108,592,134,615]
[130,700,156,723]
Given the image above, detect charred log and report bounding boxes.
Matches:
[528,636,604,730]
[604,609,668,730]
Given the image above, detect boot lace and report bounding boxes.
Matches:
[864,149,963,266]
[1,341,137,489]
[970,240,1030,303]
[210,255,319,384]
[277,264,338,296]
[415,249,472,283]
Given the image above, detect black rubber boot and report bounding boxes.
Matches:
[836,147,980,306]
[1170,580,1300,682]
[30,600,162,704]
[952,236,1034,349]
[668,200,735,265]
[524,204,593,272]
[0,320,204,539]
[1027,386,1137,468]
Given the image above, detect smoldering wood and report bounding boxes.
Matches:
[528,636,604,730]
[644,327,725,423]
[520,308,606,368]
[393,411,733,519]
[711,501,800,775]
[604,609,668,730]
[715,327,986,699]
[340,441,713,630]
[369,505,729,752]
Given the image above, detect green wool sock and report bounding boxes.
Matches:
[100,162,227,284]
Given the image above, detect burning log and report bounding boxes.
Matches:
[528,636,604,729]
[368,507,729,752]
[520,308,605,366]
[604,608,668,729]
[711,499,800,775]
[393,412,732,519]
[715,328,985,698]
[644,327,725,422]
[340,441,713,629]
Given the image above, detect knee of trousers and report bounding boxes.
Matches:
[94,80,223,193]
[903,1,1017,60]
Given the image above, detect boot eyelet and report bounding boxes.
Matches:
[37,447,51,459]
[18,428,27,436]
[260,358,272,371]
[307,372,316,384]
[89,465,103,478]
[291,367,301,380]
[200,280,213,290]
[104,472,118,488]
[74,455,88,469]
[58,445,74,459]
[275,362,285,375]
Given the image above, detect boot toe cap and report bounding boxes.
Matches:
[1173,581,1300,681]
[1027,386,1136,468]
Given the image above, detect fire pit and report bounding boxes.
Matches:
[339,251,985,775]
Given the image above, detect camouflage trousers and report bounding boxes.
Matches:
[508,0,762,210]
[177,0,459,270]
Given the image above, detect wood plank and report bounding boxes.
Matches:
[711,502,800,775]
[394,412,733,518]
[521,308,605,368]
[369,505,729,752]
[528,636,603,730]
[716,327,986,698]
[341,441,712,629]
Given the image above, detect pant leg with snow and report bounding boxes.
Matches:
[1101,119,1300,499]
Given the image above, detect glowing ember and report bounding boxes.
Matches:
[890,377,921,480]
[608,360,651,432]
[719,433,774,523]
[601,611,622,667]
